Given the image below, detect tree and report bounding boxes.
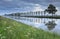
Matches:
[45,4,57,16]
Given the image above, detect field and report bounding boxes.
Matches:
[0,16,60,39]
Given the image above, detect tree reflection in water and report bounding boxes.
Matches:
[45,21,57,30]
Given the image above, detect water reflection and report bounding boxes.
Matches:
[45,20,57,30]
[20,17,57,30]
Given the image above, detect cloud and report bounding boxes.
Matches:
[21,0,60,7]
[0,0,59,10]
[0,0,37,10]
[32,4,43,11]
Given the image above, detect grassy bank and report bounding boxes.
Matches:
[0,16,60,39]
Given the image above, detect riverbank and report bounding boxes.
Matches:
[20,15,60,19]
[0,16,60,39]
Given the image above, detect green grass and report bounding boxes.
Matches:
[0,16,60,39]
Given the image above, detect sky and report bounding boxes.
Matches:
[0,0,60,15]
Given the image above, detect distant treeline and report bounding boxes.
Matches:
[5,13,21,16]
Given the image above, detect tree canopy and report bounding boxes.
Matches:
[45,4,57,14]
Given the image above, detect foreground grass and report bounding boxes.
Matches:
[0,16,60,39]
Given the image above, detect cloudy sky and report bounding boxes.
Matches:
[0,0,60,15]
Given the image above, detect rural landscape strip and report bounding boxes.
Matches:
[0,16,60,39]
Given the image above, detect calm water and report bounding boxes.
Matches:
[4,16,60,35]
